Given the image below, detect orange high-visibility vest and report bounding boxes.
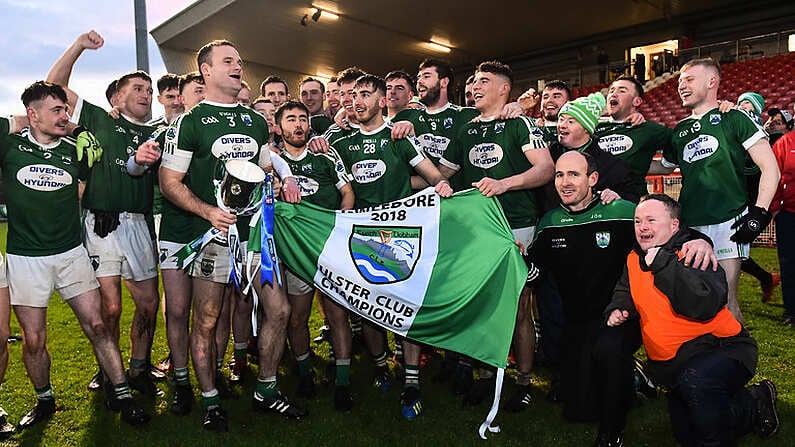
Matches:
[626,251,740,361]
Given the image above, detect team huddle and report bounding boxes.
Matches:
[0,28,785,446]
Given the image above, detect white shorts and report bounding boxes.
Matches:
[190,240,232,283]
[511,226,536,256]
[153,213,162,239]
[285,269,313,296]
[0,253,7,289]
[158,240,186,270]
[84,211,158,281]
[8,245,99,307]
[692,211,750,261]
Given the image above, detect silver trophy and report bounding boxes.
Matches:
[217,159,266,215]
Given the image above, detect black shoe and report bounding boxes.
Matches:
[88,369,103,392]
[171,384,193,415]
[118,398,150,426]
[253,392,308,419]
[296,371,317,399]
[148,363,167,382]
[633,357,657,399]
[593,430,624,447]
[749,380,780,437]
[202,406,228,432]
[503,384,533,412]
[128,369,163,397]
[0,407,15,439]
[313,325,330,344]
[463,377,495,406]
[18,399,56,430]
[333,385,353,412]
[452,364,474,395]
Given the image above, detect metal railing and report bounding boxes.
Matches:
[646,173,777,247]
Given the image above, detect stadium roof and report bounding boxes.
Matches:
[151,0,792,88]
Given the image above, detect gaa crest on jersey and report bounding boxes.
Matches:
[351,159,387,184]
[166,127,177,139]
[211,133,258,161]
[683,135,719,163]
[494,122,505,134]
[200,259,215,276]
[595,231,611,248]
[468,143,504,169]
[709,114,722,125]
[349,225,421,284]
[598,134,634,155]
[531,127,544,138]
[241,113,253,127]
[295,175,320,196]
[443,117,453,129]
[17,164,73,191]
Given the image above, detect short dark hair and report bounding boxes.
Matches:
[22,81,68,108]
[385,70,417,95]
[612,75,645,98]
[681,57,722,81]
[274,100,309,125]
[328,76,338,84]
[355,75,386,96]
[639,193,681,220]
[156,74,181,94]
[105,80,118,104]
[465,74,475,86]
[300,77,326,94]
[179,72,204,94]
[337,67,367,86]
[197,40,236,70]
[260,75,289,96]
[544,80,571,99]
[419,58,454,86]
[476,60,514,87]
[117,70,152,90]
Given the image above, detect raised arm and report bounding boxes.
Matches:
[46,30,104,109]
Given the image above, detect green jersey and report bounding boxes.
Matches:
[664,108,766,226]
[282,148,351,209]
[310,114,333,136]
[441,115,547,228]
[402,103,479,163]
[331,122,426,208]
[0,119,87,256]
[539,123,558,146]
[163,100,270,238]
[594,120,673,198]
[73,99,156,213]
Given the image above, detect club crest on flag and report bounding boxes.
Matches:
[595,231,611,248]
[349,225,421,284]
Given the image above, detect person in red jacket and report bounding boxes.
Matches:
[606,194,779,446]
[771,129,795,326]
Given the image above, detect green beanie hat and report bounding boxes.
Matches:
[737,92,765,115]
[558,93,606,134]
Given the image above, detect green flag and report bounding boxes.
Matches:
[273,188,527,369]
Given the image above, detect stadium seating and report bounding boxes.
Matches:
[637,51,795,128]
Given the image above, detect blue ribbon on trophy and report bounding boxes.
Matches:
[259,172,282,287]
